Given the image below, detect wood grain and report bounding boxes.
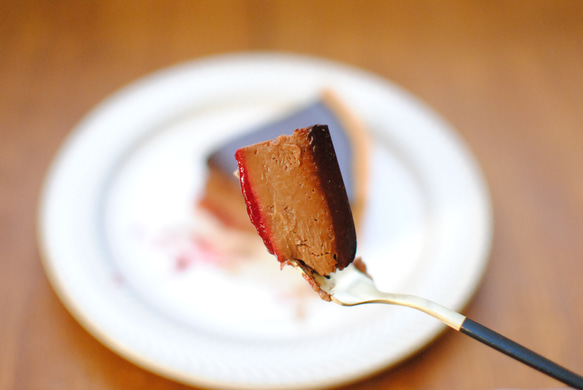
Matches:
[2,1,583,389]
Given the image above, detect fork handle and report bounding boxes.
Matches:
[460,318,583,389]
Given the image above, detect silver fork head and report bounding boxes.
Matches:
[313,262,466,330]
[288,258,465,331]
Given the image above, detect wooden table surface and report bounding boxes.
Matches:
[2,1,583,389]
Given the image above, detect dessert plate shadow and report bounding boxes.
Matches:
[38,53,492,390]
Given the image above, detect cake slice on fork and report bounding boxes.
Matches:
[235,125,357,299]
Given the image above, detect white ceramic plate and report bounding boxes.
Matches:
[39,53,492,389]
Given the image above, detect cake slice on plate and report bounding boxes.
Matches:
[198,91,369,235]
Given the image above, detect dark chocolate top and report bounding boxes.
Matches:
[307,125,357,270]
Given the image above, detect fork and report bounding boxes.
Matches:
[310,263,583,389]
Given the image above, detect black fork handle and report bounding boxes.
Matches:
[460,318,583,389]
